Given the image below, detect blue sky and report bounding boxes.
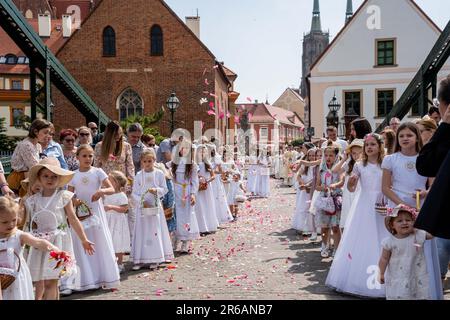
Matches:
[165,0,450,103]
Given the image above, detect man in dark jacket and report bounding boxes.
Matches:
[415,75,450,283]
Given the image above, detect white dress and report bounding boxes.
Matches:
[256,156,271,198]
[131,169,173,264]
[340,162,362,229]
[195,163,219,233]
[174,161,200,241]
[382,153,443,300]
[0,230,34,300]
[382,230,430,300]
[292,169,314,232]
[246,156,258,194]
[210,158,234,224]
[25,190,75,281]
[105,192,131,254]
[326,162,390,298]
[67,167,120,291]
[227,180,242,206]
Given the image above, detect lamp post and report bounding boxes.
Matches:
[166,92,180,134]
[327,92,341,132]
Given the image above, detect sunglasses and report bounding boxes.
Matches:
[79,133,90,137]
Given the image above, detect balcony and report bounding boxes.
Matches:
[0,89,30,101]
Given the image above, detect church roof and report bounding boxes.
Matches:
[236,103,304,127]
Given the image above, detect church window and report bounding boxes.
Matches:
[376,39,396,66]
[118,88,143,121]
[103,26,116,57]
[151,25,163,56]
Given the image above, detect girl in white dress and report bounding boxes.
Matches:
[228,171,247,220]
[210,145,234,224]
[256,150,271,198]
[25,157,94,300]
[68,145,120,292]
[222,148,238,213]
[292,149,316,235]
[379,205,432,300]
[0,197,60,300]
[381,123,443,300]
[131,150,173,270]
[326,134,389,298]
[195,145,219,235]
[172,142,200,253]
[104,171,130,274]
[247,153,259,195]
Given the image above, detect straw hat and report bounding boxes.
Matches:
[29,157,74,188]
[384,204,418,235]
[346,139,364,152]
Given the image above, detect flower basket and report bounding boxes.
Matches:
[76,200,93,222]
[30,209,59,239]
[375,193,388,216]
[199,176,208,191]
[164,207,174,220]
[141,190,160,217]
[0,249,20,290]
[221,172,230,183]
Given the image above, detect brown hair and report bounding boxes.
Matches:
[438,74,450,105]
[100,121,124,161]
[76,144,94,156]
[417,118,438,132]
[108,171,128,191]
[362,133,385,167]
[60,129,78,142]
[0,196,20,230]
[140,149,156,161]
[171,142,194,180]
[382,129,396,155]
[141,134,154,145]
[28,119,52,139]
[394,122,423,153]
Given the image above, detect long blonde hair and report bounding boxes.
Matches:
[0,196,20,232]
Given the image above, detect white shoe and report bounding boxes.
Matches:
[149,263,158,270]
[320,246,330,258]
[60,289,72,296]
[180,241,189,253]
[132,264,142,271]
[118,264,125,274]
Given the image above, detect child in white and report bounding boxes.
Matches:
[131,150,173,270]
[172,142,200,253]
[256,149,271,198]
[292,149,315,235]
[228,171,246,220]
[68,145,120,292]
[25,157,94,300]
[326,134,389,298]
[195,145,219,234]
[382,123,443,299]
[0,196,61,300]
[104,171,130,273]
[379,205,432,300]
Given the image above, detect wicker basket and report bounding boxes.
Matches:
[76,201,93,222]
[164,207,174,220]
[375,193,388,216]
[199,176,208,191]
[0,249,20,290]
[141,190,160,217]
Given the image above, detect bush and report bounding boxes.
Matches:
[120,109,167,144]
[291,138,304,147]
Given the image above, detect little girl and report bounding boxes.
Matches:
[256,148,271,198]
[379,205,433,300]
[381,123,443,299]
[195,145,219,235]
[326,133,389,298]
[315,141,344,258]
[0,196,60,300]
[172,141,200,253]
[104,171,131,274]
[292,148,316,236]
[228,171,247,220]
[131,150,173,270]
[154,163,176,247]
[25,157,94,300]
[67,145,120,293]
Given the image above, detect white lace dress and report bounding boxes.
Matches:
[1,230,34,300]
[105,192,131,254]
[195,163,219,233]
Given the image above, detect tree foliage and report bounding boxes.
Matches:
[120,107,167,144]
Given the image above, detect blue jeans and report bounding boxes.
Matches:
[437,237,450,278]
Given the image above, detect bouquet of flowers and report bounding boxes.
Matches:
[49,251,74,277]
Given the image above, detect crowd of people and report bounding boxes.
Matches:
[1,76,450,300]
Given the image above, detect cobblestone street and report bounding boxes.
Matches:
[66,180,450,300]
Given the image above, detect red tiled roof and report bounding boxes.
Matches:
[237,103,304,128]
[0,18,68,74]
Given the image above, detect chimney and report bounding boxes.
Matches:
[38,14,51,37]
[62,14,72,38]
[185,16,200,39]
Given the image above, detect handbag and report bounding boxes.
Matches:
[164,207,174,220]
[199,176,208,191]
[0,248,21,290]
[375,193,388,216]
[314,190,336,216]
[75,200,93,221]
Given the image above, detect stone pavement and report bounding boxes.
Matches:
[66,179,450,300]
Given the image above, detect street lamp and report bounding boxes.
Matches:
[166,92,180,134]
[327,92,341,130]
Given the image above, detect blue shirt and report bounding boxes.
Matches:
[156,139,174,164]
[43,140,68,170]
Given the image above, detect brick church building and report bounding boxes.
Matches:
[52,0,234,137]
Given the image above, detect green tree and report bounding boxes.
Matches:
[0,118,20,152]
[120,107,167,144]
[291,138,304,147]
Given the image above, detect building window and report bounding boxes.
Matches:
[103,26,116,57]
[377,89,395,117]
[118,88,143,121]
[376,39,395,66]
[11,80,23,90]
[260,127,268,139]
[411,101,420,117]
[10,107,25,127]
[344,91,362,116]
[5,54,17,65]
[150,25,163,56]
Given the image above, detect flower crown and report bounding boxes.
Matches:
[386,204,418,220]
[364,133,383,143]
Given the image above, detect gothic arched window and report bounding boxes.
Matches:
[118,88,143,121]
[150,25,163,56]
[103,26,116,57]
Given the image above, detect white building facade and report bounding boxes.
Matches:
[309,0,450,139]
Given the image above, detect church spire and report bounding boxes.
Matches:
[346,0,353,23]
[311,0,322,32]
